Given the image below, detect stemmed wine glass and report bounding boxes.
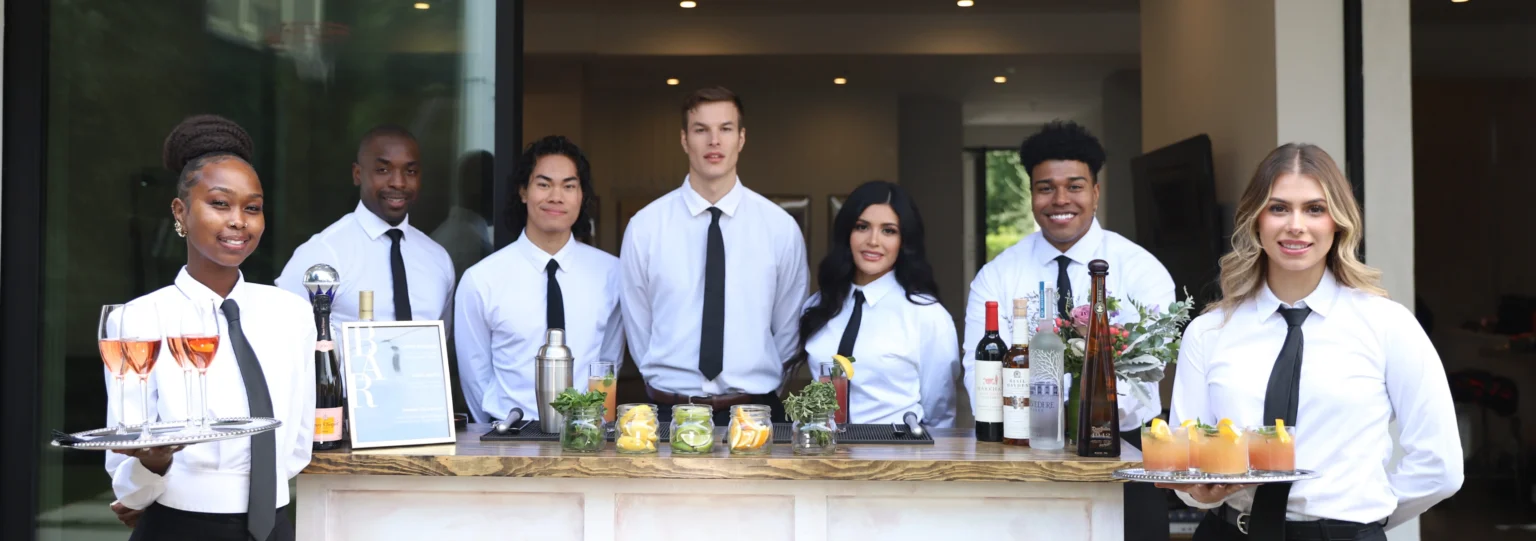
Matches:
[182,299,221,432]
[98,304,130,435]
[120,302,164,441]
[164,303,199,435]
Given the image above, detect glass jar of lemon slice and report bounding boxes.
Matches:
[615,403,660,455]
[669,404,715,455]
[728,404,773,455]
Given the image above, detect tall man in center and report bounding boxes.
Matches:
[620,87,809,425]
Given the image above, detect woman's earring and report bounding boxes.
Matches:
[174,221,186,238]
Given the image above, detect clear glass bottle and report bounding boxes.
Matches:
[669,404,715,455]
[1029,287,1066,450]
[728,404,774,455]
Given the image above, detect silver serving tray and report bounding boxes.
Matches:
[51,417,281,451]
[1113,468,1321,484]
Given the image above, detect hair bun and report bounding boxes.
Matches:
[161,114,254,173]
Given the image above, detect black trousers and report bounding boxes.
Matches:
[1123,429,1172,541]
[1191,508,1387,541]
[129,502,294,541]
[655,392,788,425]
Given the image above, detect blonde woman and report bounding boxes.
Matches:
[1162,144,1462,541]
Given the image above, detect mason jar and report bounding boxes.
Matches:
[615,403,661,455]
[792,411,838,456]
[669,404,715,455]
[727,404,773,455]
[559,404,605,453]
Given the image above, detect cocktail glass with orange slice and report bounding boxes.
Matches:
[1248,420,1297,472]
[1192,418,1249,475]
[1140,419,1191,472]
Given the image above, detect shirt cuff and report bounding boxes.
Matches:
[112,457,168,510]
[1175,490,1227,510]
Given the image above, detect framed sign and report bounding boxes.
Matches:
[339,320,457,449]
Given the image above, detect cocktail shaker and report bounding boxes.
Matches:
[534,329,574,433]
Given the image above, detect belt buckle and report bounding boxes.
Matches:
[1237,512,1250,535]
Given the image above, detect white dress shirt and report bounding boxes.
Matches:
[454,232,624,422]
[620,177,809,396]
[802,272,960,426]
[1169,270,1463,527]
[106,269,316,513]
[277,202,456,324]
[964,218,1174,431]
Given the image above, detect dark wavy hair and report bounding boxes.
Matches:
[798,181,940,354]
[162,114,255,199]
[1017,120,1106,182]
[506,135,596,239]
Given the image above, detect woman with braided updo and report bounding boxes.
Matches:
[105,115,315,541]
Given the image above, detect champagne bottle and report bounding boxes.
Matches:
[1029,286,1065,450]
[359,290,375,322]
[974,301,1007,442]
[314,292,344,450]
[1076,260,1120,457]
[1002,298,1031,446]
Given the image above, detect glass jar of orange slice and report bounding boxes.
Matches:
[1140,419,1192,472]
[728,404,773,455]
[615,403,660,454]
[1248,420,1296,472]
[1192,418,1249,475]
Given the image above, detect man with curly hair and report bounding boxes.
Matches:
[962,120,1176,541]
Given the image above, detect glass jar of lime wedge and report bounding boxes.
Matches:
[669,404,715,455]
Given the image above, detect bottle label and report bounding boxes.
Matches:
[315,407,343,442]
[316,340,334,352]
[1003,368,1030,438]
[975,362,1003,423]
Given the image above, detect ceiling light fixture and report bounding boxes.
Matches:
[414,2,430,9]
[958,0,975,6]
[834,77,848,85]
[667,78,680,86]
[993,76,1007,83]
[680,1,698,8]
[1451,0,1469,3]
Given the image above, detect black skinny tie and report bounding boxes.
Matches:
[1249,306,1313,541]
[385,229,413,321]
[836,290,866,357]
[1054,255,1074,320]
[699,207,726,381]
[546,259,565,331]
[220,299,276,541]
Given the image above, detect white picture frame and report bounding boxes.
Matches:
[338,320,457,449]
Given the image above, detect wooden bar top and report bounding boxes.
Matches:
[303,425,1142,483]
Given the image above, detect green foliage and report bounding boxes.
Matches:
[784,381,839,422]
[983,150,1036,262]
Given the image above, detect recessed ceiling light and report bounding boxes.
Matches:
[993,76,1007,83]
[667,78,680,86]
[414,2,429,9]
[958,0,975,6]
[1451,0,1469,3]
[834,77,848,85]
[680,1,698,8]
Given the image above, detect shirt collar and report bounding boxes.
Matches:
[354,201,410,241]
[853,271,901,307]
[173,266,249,303]
[680,175,745,218]
[1253,269,1339,323]
[514,229,577,273]
[1032,217,1105,268]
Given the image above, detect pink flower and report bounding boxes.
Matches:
[1071,304,1092,327]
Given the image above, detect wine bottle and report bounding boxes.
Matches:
[313,284,344,450]
[974,301,1007,442]
[1003,297,1031,446]
[1076,260,1120,457]
[1029,286,1065,450]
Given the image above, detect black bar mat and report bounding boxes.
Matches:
[478,421,559,442]
[834,423,935,445]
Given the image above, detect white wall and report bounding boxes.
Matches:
[1100,69,1141,237]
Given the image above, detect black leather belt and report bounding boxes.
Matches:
[1218,505,1384,539]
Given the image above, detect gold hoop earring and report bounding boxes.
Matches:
[174,221,186,238]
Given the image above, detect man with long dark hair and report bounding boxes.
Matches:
[453,135,622,424]
[619,87,809,425]
[963,121,1176,541]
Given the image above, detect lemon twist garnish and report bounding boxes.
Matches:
[1275,419,1292,444]
[1180,419,1198,442]
[833,354,856,379]
[1148,418,1172,441]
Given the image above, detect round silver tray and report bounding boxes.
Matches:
[1113,468,1321,484]
[51,417,282,451]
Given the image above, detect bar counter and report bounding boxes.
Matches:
[297,424,1141,541]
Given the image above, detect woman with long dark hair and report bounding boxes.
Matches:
[798,181,958,426]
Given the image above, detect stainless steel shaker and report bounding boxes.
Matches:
[534,328,575,433]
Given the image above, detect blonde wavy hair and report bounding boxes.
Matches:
[1207,143,1385,318]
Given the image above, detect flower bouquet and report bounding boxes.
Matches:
[1058,287,1195,416]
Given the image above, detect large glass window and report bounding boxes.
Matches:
[36,1,495,538]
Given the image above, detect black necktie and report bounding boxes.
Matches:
[220,299,276,541]
[700,207,726,381]
[1054,255,1073,320]
[1249,306,1312,541]
[837,290,866,357]
[385,229,413,321]
[546,259,565,331]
